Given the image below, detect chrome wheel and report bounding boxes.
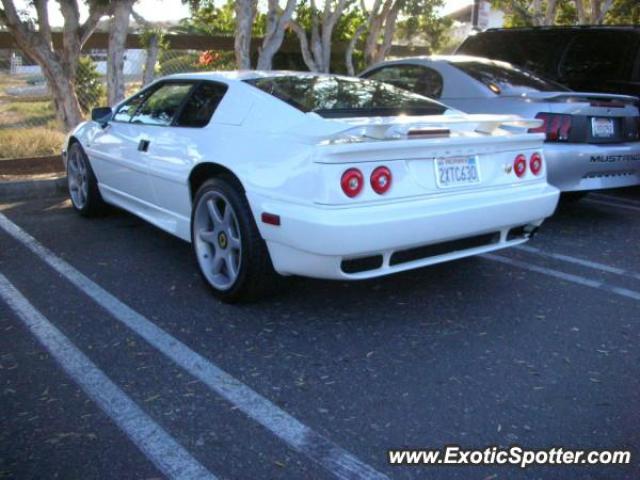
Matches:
[193,191,242,290]
[68,147,89,209]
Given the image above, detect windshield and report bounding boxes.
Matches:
[244,75,447,118]
[451,61,568,93]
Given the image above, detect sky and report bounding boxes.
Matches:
[14,0,473,26]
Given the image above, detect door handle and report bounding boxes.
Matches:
[138,139,150,152]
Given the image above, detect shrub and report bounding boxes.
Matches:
[76,56,105,113]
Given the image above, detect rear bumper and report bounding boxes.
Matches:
[249,182,559,280]
[545,142,640,192]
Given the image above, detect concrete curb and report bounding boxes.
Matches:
[0,176,67,202]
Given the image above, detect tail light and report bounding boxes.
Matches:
[529,152,542,176]
[370,166,392,195]
[529,113,572,142]
[514,154,527,178]
[341,168,364,197]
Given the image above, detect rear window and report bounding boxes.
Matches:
[244,75,447,118]
[452,61,567,93]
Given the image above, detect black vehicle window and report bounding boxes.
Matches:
[458,31,569,80]
[244,75,446,118]
[560,32,634,82]
[175,82,228,127]
[363,65,444,98]
[113,88,154,122]
[130,83,194,126]
[452,60,567,93]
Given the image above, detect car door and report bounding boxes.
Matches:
[85,86,159,204]
[142,81,229,222]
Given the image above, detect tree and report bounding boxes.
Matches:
[345,0,445,75]
[234,0,257,68]
[0,0,109,129]
[493,0,627,26]
[131,9,166,85]
[289,0,350,72]
[256,0,297,70]
[107,0,136,105]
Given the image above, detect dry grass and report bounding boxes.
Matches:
[0,128,65,159]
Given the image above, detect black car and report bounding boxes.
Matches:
[456,26,640,98]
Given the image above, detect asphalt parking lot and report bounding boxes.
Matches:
[1,188,639,480]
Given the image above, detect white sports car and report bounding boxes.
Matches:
[64,72,559,302]
[361,56,640,194]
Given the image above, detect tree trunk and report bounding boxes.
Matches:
[142,33,159,85]
[234,0,257,69]
[256,0,297,70]
[0,0,107,130]
[345,23,367,75]
[108,0,135,105]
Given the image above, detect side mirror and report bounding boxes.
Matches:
[91,106,112,126]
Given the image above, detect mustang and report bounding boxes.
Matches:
[63,72,559,302]
[361,55,640,195]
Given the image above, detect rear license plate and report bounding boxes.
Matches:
[435,156,481,189]
[591,117,615,138]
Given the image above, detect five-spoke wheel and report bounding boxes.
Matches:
[191,177,277,302]
[66,143,106,216]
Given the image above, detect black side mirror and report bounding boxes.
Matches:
[91,106,112,126]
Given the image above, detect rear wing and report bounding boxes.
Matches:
[518,91,640,107]
[317,114,543,145]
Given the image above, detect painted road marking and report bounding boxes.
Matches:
[0,212,389,480]
[483,253,640,302]
[515,244,640,282]
[0,273,216,480]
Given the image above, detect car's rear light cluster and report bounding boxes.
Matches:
[341,167,393,197]
[528,113,572,142]
[513,152,543,178]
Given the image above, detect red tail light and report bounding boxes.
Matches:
[514,154,527,178]
[370,166,392,195]
[341,168,364,197]
[529,113,572,142]
[529,152,542,176]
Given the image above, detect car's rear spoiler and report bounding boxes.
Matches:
[514,91,640,107]
[315,114,543,144]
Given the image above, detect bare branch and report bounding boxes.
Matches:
[288,19,319,71]
[34,0,52,47]
[80,0,110,45]
[345,22,367,75]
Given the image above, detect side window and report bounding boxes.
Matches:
[113,89,153,122]
[364,65,444,99]
[175,82,228,128]
[130,83,194,126]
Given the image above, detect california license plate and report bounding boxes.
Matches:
[435,156,481,189]
[591,117,615,138]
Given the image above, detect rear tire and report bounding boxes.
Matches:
[67,142,107,217]
[191,176,278,303]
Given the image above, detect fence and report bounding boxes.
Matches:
[0,32,429,161]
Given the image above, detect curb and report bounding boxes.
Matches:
[0,176,67,202]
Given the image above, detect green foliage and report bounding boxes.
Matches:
[176,0,265,36]
[492,0,640,26]
[76,56,105,113]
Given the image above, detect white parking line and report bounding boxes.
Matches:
[482,253,640,302]
[0,212,389,480]
[515,245,640,281]
[584,198,640,213]
[0,273,216,480]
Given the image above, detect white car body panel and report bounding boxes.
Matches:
[361,56,640,192]
[64,71,559,280]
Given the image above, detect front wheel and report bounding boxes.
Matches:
[191,177,277,303]
[67,142,107,216]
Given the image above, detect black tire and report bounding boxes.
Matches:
[191,176,279,303]
[67,142,107,217]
